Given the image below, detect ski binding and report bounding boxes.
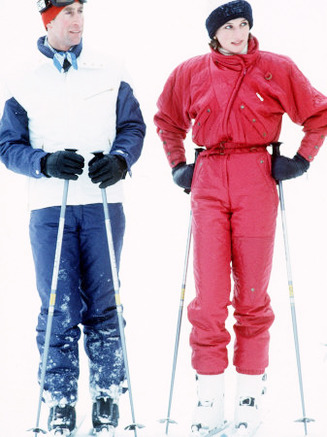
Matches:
[89,425,115,436]
[191,420,230,436]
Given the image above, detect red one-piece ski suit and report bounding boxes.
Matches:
[154,36,327,375]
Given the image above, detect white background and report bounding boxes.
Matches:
[1,1,327,435]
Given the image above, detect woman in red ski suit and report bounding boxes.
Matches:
[154,3,327,431]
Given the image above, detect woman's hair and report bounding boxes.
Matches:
[209,33,252,51]
[209,38,220,51]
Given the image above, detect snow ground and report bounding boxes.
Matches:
[1,1,327,436]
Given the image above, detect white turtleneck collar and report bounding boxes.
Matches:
[218,43,248,56]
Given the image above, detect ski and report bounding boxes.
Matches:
[88,425,115,436]
[46,414,86,437]
[191,421,231,437]
[219,420,263,437]
[48,430,73,436]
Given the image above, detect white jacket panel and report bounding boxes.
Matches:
[8,47,125,210]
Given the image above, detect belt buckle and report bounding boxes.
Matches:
[219,142,225,155]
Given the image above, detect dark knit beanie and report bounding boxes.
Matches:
[206,1,253,39]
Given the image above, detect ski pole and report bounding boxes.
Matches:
[160,148,203,434]
[160,209,193,435]
[30,178,70,436]
[272,142,314,436]
[93,152,144,437]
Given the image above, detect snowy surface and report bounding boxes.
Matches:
[1,1,327,436]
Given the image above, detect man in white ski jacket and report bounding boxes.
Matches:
[0,1,146,435]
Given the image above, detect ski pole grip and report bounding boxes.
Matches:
[183,148,204,195]
[271,142,282,158]
[92,150,105,158]
[194,147,204,163]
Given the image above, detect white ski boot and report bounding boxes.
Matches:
[190,373,226,436]
[232,373,266,436]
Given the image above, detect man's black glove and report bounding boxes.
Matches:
[272,153,310,181]
[41,150,85,180]
[172,162,195,190]
[88,154,127,189]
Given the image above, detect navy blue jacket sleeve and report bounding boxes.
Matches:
[110,81,146,171]
[0,97,47,178]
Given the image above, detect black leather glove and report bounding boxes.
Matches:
[172,162,195,190]
[88,154,127,189]
[41,150,85,180]
[272,153,310,181]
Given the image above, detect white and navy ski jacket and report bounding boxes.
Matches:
[0,38,146,210]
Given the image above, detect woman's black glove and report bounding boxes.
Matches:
[172,162,195,190]
[272,153,310,181]
[88,154,127,189]
[41,150,85,180]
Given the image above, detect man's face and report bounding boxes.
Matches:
[47,2,84,51]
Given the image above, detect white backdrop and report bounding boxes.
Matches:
[1,1,327,436]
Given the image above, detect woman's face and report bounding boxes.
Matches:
[215,17,250,54]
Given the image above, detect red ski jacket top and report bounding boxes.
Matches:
[154,37,327,167]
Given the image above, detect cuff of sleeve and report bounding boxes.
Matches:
[298,133,327,162]
[111,151,130,176]
[34,152,49,178]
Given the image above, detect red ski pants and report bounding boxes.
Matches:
[188,148,278,375]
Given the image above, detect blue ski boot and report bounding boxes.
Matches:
[92,397,119,435]
[48,404,76,436]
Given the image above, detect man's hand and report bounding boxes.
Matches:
[88,154,127,188]
[42,150,85,180]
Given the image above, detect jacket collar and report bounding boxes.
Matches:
[210,36,260,71]
[37,35,83,60]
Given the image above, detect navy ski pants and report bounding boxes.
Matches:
[29,203,126,406]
